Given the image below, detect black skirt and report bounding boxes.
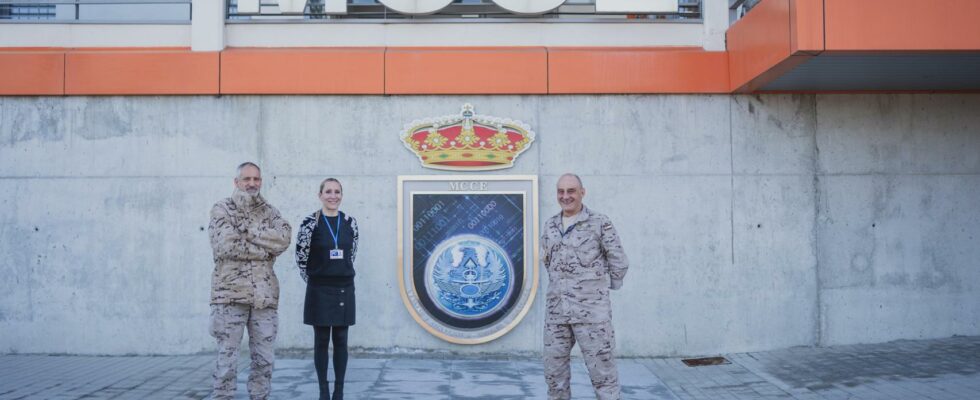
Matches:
[304,281,355,326]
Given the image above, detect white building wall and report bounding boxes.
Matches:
[0,24,191,48]
[224,21,707,47]
[191,0,225,51]
[0,22,707,48]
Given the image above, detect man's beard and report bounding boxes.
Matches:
[234,187,262,206]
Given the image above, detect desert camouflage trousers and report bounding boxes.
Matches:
[544,321,620,400]
[210,303,278,400]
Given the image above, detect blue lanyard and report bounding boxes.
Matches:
[322,213,342,249]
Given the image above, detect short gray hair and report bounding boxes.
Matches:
[558,173,584,188]
[236,162,261,177]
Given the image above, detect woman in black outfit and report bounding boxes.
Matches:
[295,178,358,400]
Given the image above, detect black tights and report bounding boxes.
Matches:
[314,326,348,398]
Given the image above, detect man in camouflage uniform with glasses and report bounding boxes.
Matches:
[541,173,630,400]
[208,162,292,400]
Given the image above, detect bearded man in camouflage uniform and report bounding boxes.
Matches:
[208,162,292,400]
[541,173,629,400]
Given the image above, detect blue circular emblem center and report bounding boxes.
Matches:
[425,234,515,320]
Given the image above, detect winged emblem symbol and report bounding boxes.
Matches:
[426,235,513,319]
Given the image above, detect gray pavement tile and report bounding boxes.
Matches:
[347,357,387,369]
[344,367,382,382]
[510,360,544,373]
[1,355,61,386]
[10,357,138,399]
[2,336,980,400]
[370,380,452,395]
[931,381,980,399]
[367,394,450,400]
[621,384,681,400]
[453,369,524,383]
[385,358,450,370]
[523,382,549,398]
[39,357,138,397]
[569,383,599,398]
[449,380,527,398]
[381,367,453,382]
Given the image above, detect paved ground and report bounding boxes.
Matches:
[1,336,978,399]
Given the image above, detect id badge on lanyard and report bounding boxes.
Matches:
[323,213,344,260]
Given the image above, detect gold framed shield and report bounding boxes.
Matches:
[397,175,539,344]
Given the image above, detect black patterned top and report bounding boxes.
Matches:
[295,210,359,283]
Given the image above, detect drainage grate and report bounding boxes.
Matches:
[681,356,730,367]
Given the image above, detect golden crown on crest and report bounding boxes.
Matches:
[400,104,535,171]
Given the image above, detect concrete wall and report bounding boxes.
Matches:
[1,94,978,356]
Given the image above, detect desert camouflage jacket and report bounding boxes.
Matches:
[208,189,292,309]
[541,206,629,324]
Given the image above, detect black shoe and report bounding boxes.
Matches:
[331,383,343,400]
[319,381,331,400]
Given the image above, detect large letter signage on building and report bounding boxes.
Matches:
[482,0,565,15]
[377,0,454,15]
[237,0,677,16]
[397,175,539,344]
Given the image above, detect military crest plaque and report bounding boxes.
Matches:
[398,175,538,344]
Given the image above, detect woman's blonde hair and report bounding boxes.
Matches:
[319,178,342,194]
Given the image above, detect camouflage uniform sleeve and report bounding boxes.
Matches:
[540,229,551,268]
[250,207,292,258]
[209,202,270,261]
[599,216,629,290]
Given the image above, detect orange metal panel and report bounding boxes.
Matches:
[727,0,793,92]
[65,49,219,95]
[0,51,65,95]
[385,47,547,94]
[221,48,384,94]
[547,47,729,94]
[789,0,824,54]
[824,0,980,51]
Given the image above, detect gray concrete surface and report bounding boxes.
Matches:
[1,94,979,356]
[1,335,978,399]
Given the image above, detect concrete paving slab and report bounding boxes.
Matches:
[1,336,979,399]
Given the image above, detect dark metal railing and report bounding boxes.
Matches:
[0,0,702,23]
[0,0,191,22]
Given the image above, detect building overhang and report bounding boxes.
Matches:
[2,0,978,95]
[727,0,980,93]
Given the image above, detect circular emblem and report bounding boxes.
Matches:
[424,235,515,320]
